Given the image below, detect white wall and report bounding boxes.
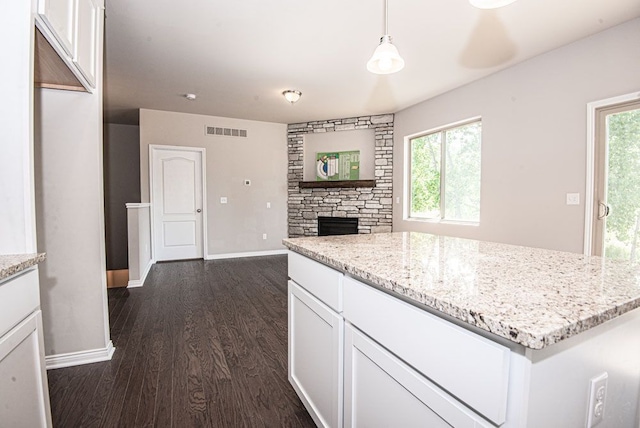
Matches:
[140,109,288,257]
[0,1,36,254]
[393,18,640,253]
[33,12,110,358]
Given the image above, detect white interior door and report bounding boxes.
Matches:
[151,146,205,261]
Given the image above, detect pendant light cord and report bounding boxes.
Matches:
[384,0,389,35]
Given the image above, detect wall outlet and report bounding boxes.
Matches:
[586,372,608,427]
[220,197,228,204]
[566,193,580,205]
[262,233,267,240]
[244,179,251,186]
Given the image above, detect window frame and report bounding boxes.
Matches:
[404,117,482,224]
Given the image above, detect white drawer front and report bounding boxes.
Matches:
[0,268,40,338]
[343,276,510,426]
[288,251,343,312]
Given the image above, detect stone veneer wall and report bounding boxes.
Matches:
[287,114,394,237]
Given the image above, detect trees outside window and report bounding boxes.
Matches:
[409,120,481,222]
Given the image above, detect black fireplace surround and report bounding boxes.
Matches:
[318,217,358,236]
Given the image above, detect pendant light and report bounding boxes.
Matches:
[469,0,518,9]
[367,0,404,74]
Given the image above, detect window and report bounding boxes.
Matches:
[408,119,481,222]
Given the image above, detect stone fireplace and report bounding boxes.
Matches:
[287,114,394,237]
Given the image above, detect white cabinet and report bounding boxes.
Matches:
[36,0,102,91]
[344,324,493,428]
[0,268,51,427]
[288,280,344,428]
[37,0,75,55]
[73,0,99,87]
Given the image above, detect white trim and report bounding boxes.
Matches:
[205,249,287,260]
[125,202,151,209]
[584,91,640,255]
[149,145,207,261]
[128,258,155,288]
[45,340,115,370]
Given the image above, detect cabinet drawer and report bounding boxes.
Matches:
[343,276,510,426]
[0,268,40,338]
[288,251,343,312]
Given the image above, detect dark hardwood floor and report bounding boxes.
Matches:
[47,255,315,428]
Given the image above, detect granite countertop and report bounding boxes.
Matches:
[283,232,640,350]
[0,253,46,282]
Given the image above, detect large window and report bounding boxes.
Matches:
[409,119,481,222]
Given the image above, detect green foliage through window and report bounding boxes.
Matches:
[410,121,481,222]
[604,108,640,262]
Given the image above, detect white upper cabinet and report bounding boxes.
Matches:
[73,0,98,87]
[37,0,75,56]
[36,0,102,91]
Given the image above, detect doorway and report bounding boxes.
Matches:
[587,94,640,260]
[150,145,207,261]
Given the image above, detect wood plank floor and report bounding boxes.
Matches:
[47,255,316,428]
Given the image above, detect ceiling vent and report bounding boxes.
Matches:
[205,126,247,138]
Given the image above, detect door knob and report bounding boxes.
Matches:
[597,202,610,219]
[197,209,202,213]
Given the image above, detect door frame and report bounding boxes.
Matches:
[149,144,208,260]
[583,91,640,255]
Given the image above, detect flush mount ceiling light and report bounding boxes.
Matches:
[367,0,404,75]
[283,90,302,104]
[185,93,197,101]
[469,0,518,9]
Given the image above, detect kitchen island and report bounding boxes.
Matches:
[283,232,640,427]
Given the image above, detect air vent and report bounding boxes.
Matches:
[205,126,248,138]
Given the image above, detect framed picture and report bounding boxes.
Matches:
[316,151,360,181]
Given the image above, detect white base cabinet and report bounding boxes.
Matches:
[344,324,492,428]
[288,280,343,428]
[0,268,51,427]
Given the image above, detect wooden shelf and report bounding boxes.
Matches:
[298,180,376,189]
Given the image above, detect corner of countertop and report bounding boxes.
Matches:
[0,253,46,282]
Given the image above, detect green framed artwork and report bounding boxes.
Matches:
[316,150,360,181]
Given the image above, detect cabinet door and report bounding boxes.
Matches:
[289,280,343,428]
[73,0,98,87]
[0,311,52,427]
[38,0,75,56]
[344,325,493,428]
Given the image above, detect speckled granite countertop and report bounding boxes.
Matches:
[0,253,46,282]
[283,232,640,350]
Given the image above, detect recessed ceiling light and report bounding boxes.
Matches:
[185,93,197,101]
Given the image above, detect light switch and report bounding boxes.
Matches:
[566,193,580,205]
[220,197,228,204]
[267,202,271,209]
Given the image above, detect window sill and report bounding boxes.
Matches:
[405,217,479,227]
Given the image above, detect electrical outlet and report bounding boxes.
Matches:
[220,197,228,204]
[262,233,267,240]
[244,179,251,186]
[586,372,608,427]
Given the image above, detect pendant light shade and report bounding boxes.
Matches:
[368,0,404,75]
[367,35,404,74]
[469,0,518,9]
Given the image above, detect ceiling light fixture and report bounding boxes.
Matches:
[282,90,302,104]
[469,0,518,9]
[367,0,404,75]
[185,93,196,101]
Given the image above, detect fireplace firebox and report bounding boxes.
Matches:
[318,217,358,236]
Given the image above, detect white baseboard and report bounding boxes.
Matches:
[205,249,287,260]
[128,258,155,288]
[46,340,115,370]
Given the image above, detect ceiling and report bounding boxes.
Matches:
[103,0,640,126]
